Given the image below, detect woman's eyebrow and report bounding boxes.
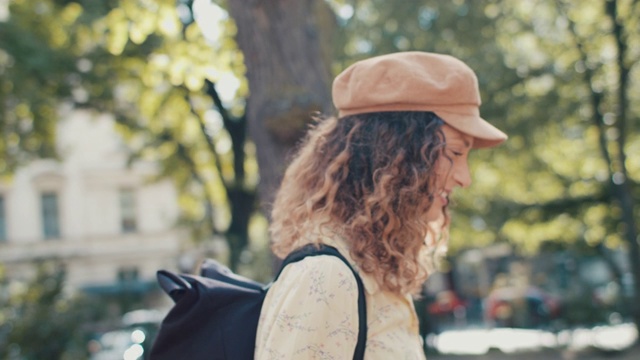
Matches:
[448,137,472,149]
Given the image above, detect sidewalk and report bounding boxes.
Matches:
[425,324,639,359]
[429,345,640,360]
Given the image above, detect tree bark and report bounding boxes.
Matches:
[226,0,335,213]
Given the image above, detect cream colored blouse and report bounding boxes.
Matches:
[254,238,426,360]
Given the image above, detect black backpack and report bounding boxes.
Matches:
[149,244,367,360]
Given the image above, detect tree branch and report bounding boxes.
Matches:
[167,131,220,236]
[559,2,614,177]
[204,79,233,128]
[514,192,610,219]
[184,90,228,190]
[605,0,629,179]
[204,79,247,184]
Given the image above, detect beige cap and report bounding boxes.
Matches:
[332,52,507,148]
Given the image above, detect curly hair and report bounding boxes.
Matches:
[270,111,451,294]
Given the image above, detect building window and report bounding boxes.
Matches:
[41,192,60,239]
[120,189,137,233]
[0,195,6,242]
[117,266,139,282]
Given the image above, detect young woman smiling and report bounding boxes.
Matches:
[255,52,507,359]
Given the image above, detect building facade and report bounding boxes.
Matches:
[0,108,186,303]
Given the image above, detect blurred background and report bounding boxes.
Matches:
[0,0,638,359]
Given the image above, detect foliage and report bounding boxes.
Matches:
[331,0,638,256]
[329,0,639,330]
[1,0,260,270]
[2,0,638,286]
[0,0,77,171]
[0,262,106,360]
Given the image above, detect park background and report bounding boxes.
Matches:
[0,0,639,359]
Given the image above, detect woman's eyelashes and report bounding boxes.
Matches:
[446,148,464,157]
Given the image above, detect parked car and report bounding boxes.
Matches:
[89,328,147,360]
[89,309,163,360]
[484,286,561,328]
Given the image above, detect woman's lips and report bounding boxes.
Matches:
[439,192,449,206]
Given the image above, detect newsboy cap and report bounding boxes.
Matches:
[332,51,507,148]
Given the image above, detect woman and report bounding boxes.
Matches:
[255,52,507,359]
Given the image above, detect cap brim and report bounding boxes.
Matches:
[434,111,507,149]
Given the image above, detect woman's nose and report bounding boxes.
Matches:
[454,163,472,188]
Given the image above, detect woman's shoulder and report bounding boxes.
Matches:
[274,254,360,294]
[280,253,355,277]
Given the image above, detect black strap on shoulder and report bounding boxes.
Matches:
[276,244,367,360]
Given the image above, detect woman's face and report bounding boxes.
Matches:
[425,124,474,221]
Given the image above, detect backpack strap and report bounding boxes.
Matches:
[276,244,367,360]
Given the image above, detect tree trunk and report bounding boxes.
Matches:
[564,0,639,335]
[226,0,335,213]
[202,80,257,270]
[606,0,640,335]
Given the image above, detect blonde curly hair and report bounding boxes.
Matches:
[270,111,451,294]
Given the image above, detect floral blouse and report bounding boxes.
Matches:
[254,238,426,360]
